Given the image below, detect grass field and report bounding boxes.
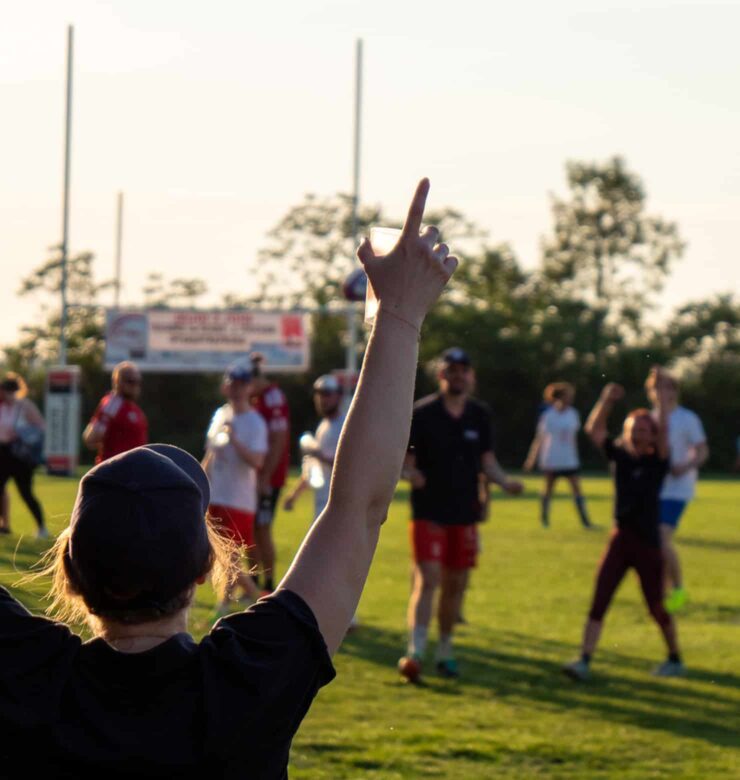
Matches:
[2,472,739,778]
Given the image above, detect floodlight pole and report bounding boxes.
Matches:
[59,25,74,365]
[345,38,363,378]
[114,191,124,308]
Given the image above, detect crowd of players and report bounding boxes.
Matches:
[0,181,728,775]
[1,344,711,684]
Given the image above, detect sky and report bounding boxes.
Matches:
[1,0,738,348]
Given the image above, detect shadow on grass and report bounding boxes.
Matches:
[677,535,740,552]
[340,624,740,749]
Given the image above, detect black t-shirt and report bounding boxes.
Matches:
[0,587,335,779]
[603,437,669,546]
[409,394,493,525]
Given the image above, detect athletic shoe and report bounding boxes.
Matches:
[665,587,688,613]
[653,660,685,677]
[540,516,549,529]
[397,654,423,684]
[436,658,460,679]
[562,659,590,681]
[36,527,50,540]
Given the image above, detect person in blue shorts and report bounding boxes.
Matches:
[645,369,708,613]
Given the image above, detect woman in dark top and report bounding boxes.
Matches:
[0,179,458,779]
[562,372,683,681]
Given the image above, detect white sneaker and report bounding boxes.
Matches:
[36,527,50,540]
[562,658,590,681]
[653,660,685,677]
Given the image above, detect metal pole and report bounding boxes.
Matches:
[59,25,74,365]
[346,38,363,377]
[114,191,124,308]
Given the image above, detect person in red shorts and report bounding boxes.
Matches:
[399,348,523,681]
[83,361,148,463]
[249,353,291,593]
[203,361,267,617]
[563,371,684,681]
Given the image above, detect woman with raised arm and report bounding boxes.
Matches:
[562,370,683,682]
[0,180,456,777]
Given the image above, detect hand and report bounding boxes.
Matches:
[357,179,458,329]
[258,475,271,496]
[602,383,625,403]
[503,479,524,495]
[409,469,427,490]
[671,462,693,477]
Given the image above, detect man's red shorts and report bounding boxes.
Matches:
[411,519,478,570]
[208,504,255,548]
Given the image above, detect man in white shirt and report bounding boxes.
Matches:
[203,361,269,616]
[284,375,345,521]
[645,369,709,613]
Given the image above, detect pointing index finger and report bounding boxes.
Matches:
[401,178,430,240]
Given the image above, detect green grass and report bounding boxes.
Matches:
[2,473,739,778]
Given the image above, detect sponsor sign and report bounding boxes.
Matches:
[105,309,310,373]
[44,365,81,475]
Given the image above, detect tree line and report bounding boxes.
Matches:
[3,157,738,470]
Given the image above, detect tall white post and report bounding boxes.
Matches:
[114,191,124,308]
[59,25,74,365]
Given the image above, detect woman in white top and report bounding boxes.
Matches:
[524,382,591,529]
[0,373,47,537]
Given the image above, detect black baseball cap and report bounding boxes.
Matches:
[67,444,211,615]
[225,361,253,383]
[441,347,472,367]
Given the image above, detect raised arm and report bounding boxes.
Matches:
[279,179,457,655]
[584,383,624,448]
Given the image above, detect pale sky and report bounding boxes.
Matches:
[2,0,738,348]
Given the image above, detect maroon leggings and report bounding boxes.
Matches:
[588,528,670,628]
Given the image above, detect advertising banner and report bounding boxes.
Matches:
[44,365,81,475]
[105,309,310,373]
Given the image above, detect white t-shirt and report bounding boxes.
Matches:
[537,406,581,471]
[658,405,707,501]
[312,413,345,519]
[205,405,268,512]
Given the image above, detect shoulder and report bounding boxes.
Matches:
[677,406,702,424]
[100,392,123,416]
[413,393,441,414]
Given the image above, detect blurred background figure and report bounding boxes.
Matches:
[249,353,291,594]
[524,382,591,529]
[0,372,47,537]
[83,361,148,463]
[203,362,267,617]
[645,369,709,613]
[284,374,345,521]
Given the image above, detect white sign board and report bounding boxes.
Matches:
[105,309,310,373]
[44,365,81,475]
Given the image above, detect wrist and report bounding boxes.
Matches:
[375,302,423,335]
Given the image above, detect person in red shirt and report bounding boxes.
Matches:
[83,362,148,463]
[249,353,290,593]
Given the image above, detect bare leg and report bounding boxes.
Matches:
[407,561,441,656]
[541,473,557,527]
[437,567,469,642]
[567,474,591,527]
[253,523,276,590]
[582,618,604,655]
[660,524,682,590]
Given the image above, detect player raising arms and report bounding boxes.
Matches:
[563,371,683,681]
[524,382,591,529]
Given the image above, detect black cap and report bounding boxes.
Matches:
[441,347,472,367]
[68,444,211,615]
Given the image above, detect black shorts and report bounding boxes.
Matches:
[544,468,580,478]
[256,486,282,527]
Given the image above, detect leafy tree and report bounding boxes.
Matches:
[142,273,209,308]
[541,156,685,331]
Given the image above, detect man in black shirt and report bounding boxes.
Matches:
[399,348,523,681]
[562,376,684,682]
